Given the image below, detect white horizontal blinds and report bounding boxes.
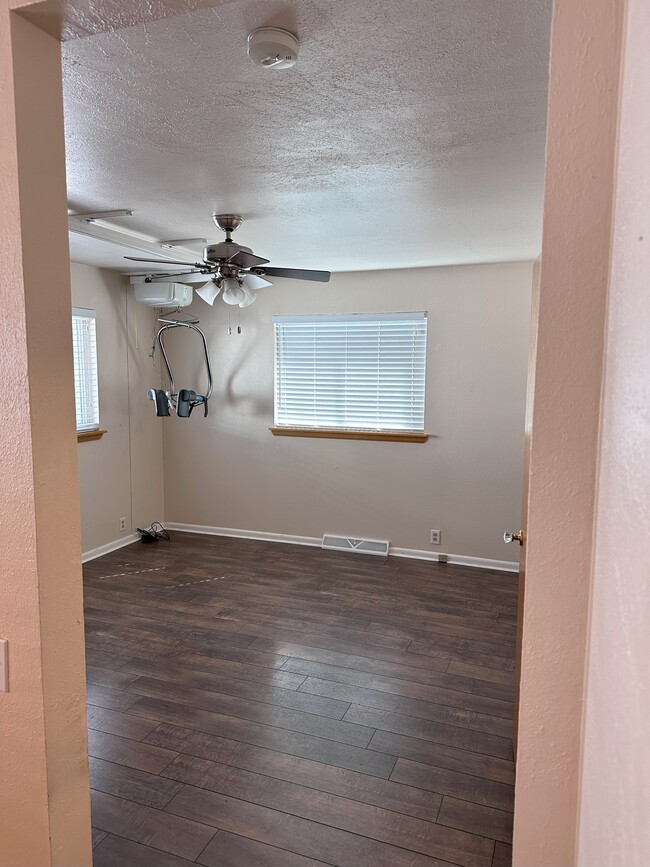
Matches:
[71,307,99,431]
[274,312,427,432]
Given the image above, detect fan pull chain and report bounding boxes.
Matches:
[226,308,242,335]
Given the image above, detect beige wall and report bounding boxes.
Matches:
[71,262,164,556]
[577,0,650,861]
[162,261,532,563]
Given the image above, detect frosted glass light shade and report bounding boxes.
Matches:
[195,280,221,305]
[239,287,257,308]
[222,278,245,305]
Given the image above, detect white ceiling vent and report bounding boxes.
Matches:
[322,534,389,557]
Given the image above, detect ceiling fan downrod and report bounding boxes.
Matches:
[212,213,243,241]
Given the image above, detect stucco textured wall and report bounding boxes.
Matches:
[0,9,91,866]
[513,0,625,864]
[577,0,650,861]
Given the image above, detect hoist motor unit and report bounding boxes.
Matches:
[135,282,193,307]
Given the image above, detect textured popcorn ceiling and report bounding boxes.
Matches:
[63,0,551,271]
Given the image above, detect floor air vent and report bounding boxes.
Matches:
[322,534,390,557]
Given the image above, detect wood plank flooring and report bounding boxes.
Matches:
[85,533,516,867]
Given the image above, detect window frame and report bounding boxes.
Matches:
[72,306,104,442]
[272,311,429,443]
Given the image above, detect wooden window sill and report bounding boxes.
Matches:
[269,427,429,443]
[77,429,107,443]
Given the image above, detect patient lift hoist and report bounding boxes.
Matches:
[148,317,213,418]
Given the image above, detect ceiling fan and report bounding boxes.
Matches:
[125,213,331,308]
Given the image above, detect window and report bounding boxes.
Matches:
[71,307,99,432]
[273,312,427,436]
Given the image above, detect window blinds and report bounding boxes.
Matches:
[72,307,99,431]
[273,312,427,432]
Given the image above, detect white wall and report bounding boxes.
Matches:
[71,262,164,555]
[161,261,532,562]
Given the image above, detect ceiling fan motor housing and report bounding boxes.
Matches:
[247,27,298,69]
[204,241,253,263]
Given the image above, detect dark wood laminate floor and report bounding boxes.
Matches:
[84,533,517,867]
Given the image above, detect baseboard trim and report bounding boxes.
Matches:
[82,533,140,563]
[165,523,518,573]
[165,523,322,549]
[389,546,518,572]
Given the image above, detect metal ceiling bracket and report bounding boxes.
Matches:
[69,209,133,223]
[161,238,208,249]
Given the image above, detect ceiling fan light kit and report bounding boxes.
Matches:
[247,27,299,69]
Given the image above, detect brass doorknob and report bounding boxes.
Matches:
[504,530,525,545]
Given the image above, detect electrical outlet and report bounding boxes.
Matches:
[430,529,441,545]
[119,517,127,532]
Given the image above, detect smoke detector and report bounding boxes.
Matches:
[247,27,299,69]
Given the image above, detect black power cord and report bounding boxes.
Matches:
[136,522,170,544]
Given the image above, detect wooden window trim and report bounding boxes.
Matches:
[77,429,107,443]
[270,427,428,443]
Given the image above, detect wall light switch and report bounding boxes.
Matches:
[0,639,8,692]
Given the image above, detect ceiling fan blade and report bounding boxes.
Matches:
[261,267,331,283]
[128,270,201,278]
[242,273,273,290]
[226,250,270,269]
[124,256,204,267]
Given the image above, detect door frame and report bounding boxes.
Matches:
[511,1,627,864]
